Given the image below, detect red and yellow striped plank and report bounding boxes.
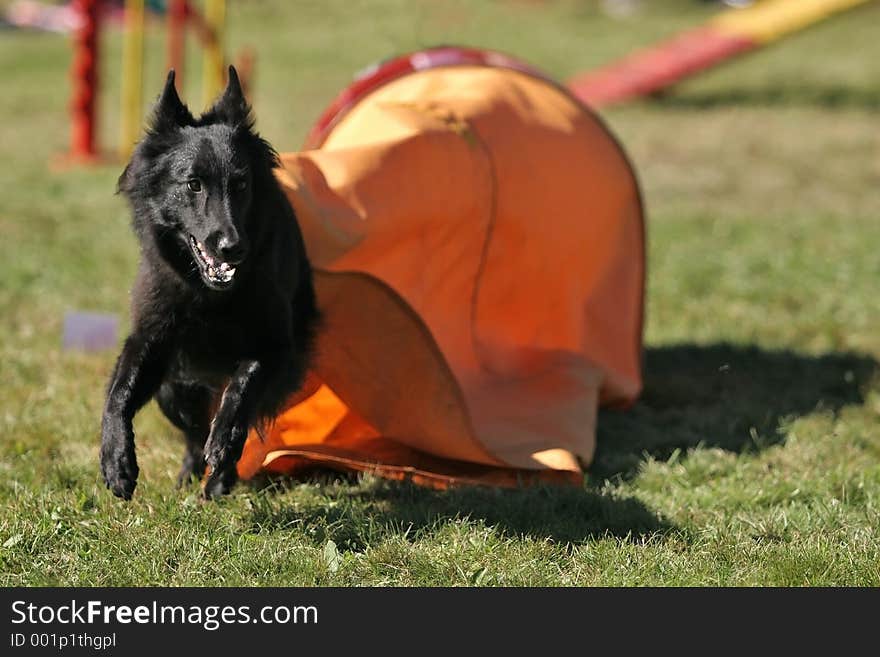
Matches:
[568,0,873,108]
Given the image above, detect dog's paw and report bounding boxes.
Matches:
[202,466,238,500]
[100,431,139,500]
[176,449,205,489]
[203,424,246,478]
[202,422,246,499]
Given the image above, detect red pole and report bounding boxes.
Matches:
[168,0,187,91]
[69,0,100,160]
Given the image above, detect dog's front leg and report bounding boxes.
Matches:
[100,334,170,499]
[203,347,308,499]
[202,359,265,498]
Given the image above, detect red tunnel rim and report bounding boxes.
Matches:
[302,46,555,150]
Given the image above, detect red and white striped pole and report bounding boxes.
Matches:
[68,0,100,160]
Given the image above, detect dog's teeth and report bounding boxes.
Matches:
[226,267,235,277]
[219,262,229,271]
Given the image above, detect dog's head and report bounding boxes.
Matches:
[119,67,278,292]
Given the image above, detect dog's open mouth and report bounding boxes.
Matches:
[188,235,236,288]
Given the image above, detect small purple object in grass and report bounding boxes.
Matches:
[62,311,119,352]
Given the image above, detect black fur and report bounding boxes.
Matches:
[101,67,318,500]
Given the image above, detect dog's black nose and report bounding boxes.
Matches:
[217,235,247,264]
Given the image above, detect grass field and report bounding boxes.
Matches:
[1,0,879,586]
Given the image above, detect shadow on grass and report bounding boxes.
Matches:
[247,342,875,546]
[247,478,671,548]
[649,85,880,111]
[592,342,878,480]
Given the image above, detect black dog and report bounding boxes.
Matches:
[101,67,318,500]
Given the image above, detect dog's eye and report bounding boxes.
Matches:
[186,179,202,193]
[234,179,248,192]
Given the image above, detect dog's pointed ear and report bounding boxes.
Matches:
[208,66,251,126]
[116,161,133,195]
[152,70,193,131]
[224,65,245,103]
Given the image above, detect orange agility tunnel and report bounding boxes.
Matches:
[236,47,646,489]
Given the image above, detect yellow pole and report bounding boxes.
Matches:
[119,0,144,160]
[202,0,226,108]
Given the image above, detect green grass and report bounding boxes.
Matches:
[2,0,879,586]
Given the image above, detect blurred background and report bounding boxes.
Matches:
[1,1,879,585]
[2,0,877,350]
